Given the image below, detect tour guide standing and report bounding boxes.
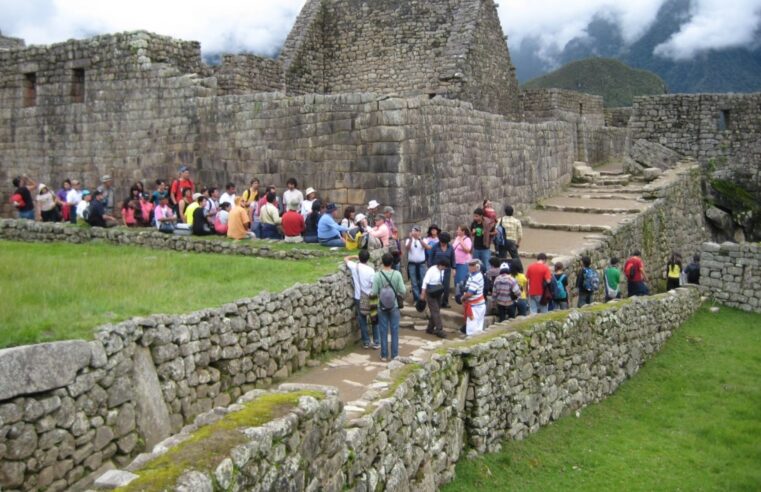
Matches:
[318,203,348,247]
[471,208,495,273]
[461,258,486,336]
[497,205,522,260]
[371,253,406,361]
[421,258,449,339]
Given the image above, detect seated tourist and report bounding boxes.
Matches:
[76,190,92,224]
[121,198,138,227]
[282,198,305,243]
[318,203,348,247]
[227,196,255,240]
[178,188,194,223]
[154,195,176,233]
[369,214,390,247]
[259,191,283,239]
[192,196,213,236]
[183,193,202,227]
[214,202,231,235]
[303,200,323,243]
[87,189,117,228]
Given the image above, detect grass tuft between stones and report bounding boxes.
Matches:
[117,390,323,492]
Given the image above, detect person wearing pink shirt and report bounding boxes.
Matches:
[369,215,390,247]
[452,225,473,289]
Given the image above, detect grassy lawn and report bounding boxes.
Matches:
[0,240,340,348]
[444,306,761,492]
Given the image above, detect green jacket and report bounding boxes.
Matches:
[371,269,406,297]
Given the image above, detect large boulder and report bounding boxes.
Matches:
[629,139,683,170]
[705,206,735,241]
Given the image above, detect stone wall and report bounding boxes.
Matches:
[0,267,356,490]
[213,55,284,95]
[605,107,632,128]
[521,89,605,128]
[700,241,761,313]
[629,93,761,196]
[0,219,332,260]
[0,33,24,51]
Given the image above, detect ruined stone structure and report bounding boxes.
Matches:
[700,241,761,313]
[0,32,24,51]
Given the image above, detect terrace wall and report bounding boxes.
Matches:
[700,241,761,313]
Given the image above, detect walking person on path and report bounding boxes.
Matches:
[372,253,406,361]
[526,253,552,314]
[552,262,569,310]
[345,251,380,350]
[461,258,487,336]
[471,208,494,274]
[496,205,523,262]
[684,254,701,285]
[421,258,449,339]
[405,225,429,303]
[604,257,623,301]
[429,232,455,308]
[576,256,597,308]
[493,262,522,321]
[624,250,650,297]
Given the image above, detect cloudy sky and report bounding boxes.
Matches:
[1,0,759,61]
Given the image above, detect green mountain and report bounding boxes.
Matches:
[523,57,668,107]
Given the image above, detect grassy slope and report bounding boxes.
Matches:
[0,240,340,348]
[524,57,667,107]
[443,306,761,491]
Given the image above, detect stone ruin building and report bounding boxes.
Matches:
[0,0,759,236]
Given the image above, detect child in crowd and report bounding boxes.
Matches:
[604,257,622,301]
[493,262,521,321]
[485,257,502,314]
[510,259,529,316]
[551,262,569,310]
[214,202,231,235]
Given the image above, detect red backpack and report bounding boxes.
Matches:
[11,193,25,209]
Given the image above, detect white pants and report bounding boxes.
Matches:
[466,303,486,336]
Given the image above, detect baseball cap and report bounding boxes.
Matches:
[368,200,380,209]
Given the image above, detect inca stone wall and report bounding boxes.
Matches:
[0,33,24,51]
[605,107,633,128]
[98,289,701,491]
[700,241,761,313]
[0,267,356,491]
[629,93,761,196]
[522,88,605,128]
[213,54,284,95]
[273,0,521,116]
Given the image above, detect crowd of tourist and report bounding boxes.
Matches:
[11,167,703,363]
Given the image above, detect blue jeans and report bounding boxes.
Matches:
[454,264,469,289]
[473,249,491,273]
[577,292,593,308]
[516,299,529,316]
[355,299,378,346]
[18,209,34,220]
[627,281,650,297]
[407,262,426,302]
[377,308,400,359]
[260,223,282,239]
[529,295,549,314]
[319,237,345,247]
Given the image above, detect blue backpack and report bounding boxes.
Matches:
[494,222,507,248]
[553,274,567,300]
[583,267,600,292]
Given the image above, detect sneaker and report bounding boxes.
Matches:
[460,325,466,334]
[371,343,381,349]
[426,328,434,335]
[362,343,370,349]
[380,356,388,362]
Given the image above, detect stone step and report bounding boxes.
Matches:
[565,192,642,200]
[522,219,612,234]
[588,175,631,185]
[537,203,643,214]
[568,184,645,193]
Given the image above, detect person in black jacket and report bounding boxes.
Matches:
[577,256,594,308]
[192,196,213,236]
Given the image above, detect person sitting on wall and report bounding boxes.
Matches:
[65,180,83,225]
[192,195,213,236]
[97,174,116,216]
[154,194,177,234]
[301,187,318,217]
[76,190,92,224]
[318,203,348,247]
[151,180,169,207]
[56,179,72,222]
[303,200,323,244]
[86,189,117,228]
[259,191,283,239]
[11,175,36,220]
[214,202,231,236]
[624,250,649,297]
[282,198,305,243]
[227,196,255,240]
[177,188,194,224]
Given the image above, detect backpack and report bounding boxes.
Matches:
[583,267,600,292]
[379,271,400,312]
[11,193,25,209]
[494,222,507,248]
[553,274,567,300]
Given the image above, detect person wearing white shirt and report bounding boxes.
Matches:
[219,182,236,208]
[421,258,450,338]
[405,225,430,303]
[66,179,83,224]
[345,251,380,349]
[76,190,92,222]
[301,187,317,217]
[282,178,303,214]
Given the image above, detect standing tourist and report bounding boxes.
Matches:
[282,199,306,243]
[424,225,441,265]
[511,259,530,316]
[36,184,61,222]
[11,176,36,220]
[367,200,380,218]
[345,251,380,349]
[227,197,255,240]
[604,257,623,301]
[97,175,115,216]
[493,262,522,321]
[421,258,449,338]
[496,205,523,262]
[241,178,260,204]
[372,253,406,361]
[369,215,391,247]
[551,262,569,310]
[452,226,473,293]
[429,232,455,308]
[471,208,494,273]
[56,179,72,222]
[666,252,682,291]
[169,166,194,213]
[318,203,348,247]
[526,253,552,314]
[405,225,429,303]
[576,256,598,308]
[282,178,303,213]
[303,200,323,244]
[624,250,649,297]
[66,180,83,225]
[462,259,487,336]
[684,254,701,285]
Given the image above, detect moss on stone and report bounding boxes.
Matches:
[117,390,323,492]
[710,179,759,212]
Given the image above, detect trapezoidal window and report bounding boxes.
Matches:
[71,68,85,103]
[22,72,36,107]
[717,109,731,131]
[579,103,584,116]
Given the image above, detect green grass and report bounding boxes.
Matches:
[0,240,340,348]
[443,306,761,492]
[118,390,323,492]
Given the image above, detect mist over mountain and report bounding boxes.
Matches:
[511,0,761,94]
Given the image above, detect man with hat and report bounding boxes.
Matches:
[461,258,487,336]
[301,187,318,217]
[65,179,83,224]
[76,189,92,223]
[97,174,115,215]
[87,189,117,228]
[282,198,305,243]
[421,258,449,338]
[405,225,429,303]
[318,203,349,247]
[367,200,380,217]
[170,165,195,211]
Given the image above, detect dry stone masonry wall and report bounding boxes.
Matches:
[700,241,761,313]
[0,267,356,491]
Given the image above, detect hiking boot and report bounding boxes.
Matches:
[426,327,434,334]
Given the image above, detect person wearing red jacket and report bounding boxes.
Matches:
[624,250,650,297]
